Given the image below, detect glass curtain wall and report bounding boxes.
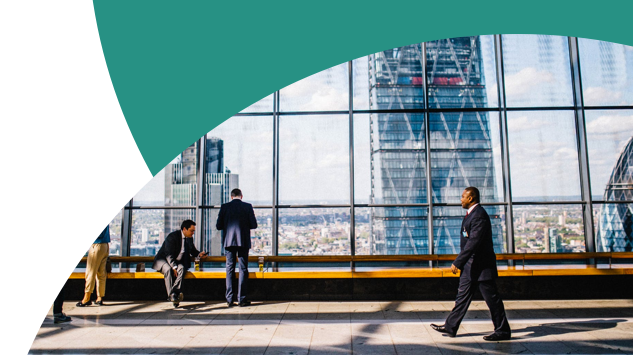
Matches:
[103,35,633,259]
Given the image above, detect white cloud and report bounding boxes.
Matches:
[504,67,556,98]
[507,115,547,132]
[584,87,623,105]
[586,114,633,136]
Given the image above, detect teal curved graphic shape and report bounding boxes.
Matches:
[93,0,633,175]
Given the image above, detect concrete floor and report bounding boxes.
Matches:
[31,299,633,354]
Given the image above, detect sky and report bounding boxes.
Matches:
[132,35,633,206]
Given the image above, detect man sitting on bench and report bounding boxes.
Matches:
[153,220,207,307]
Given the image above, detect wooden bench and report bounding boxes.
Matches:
[70,252,633,279]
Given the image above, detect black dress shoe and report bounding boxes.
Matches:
[53,313,72,324]
[483,332,511,341]
[95,300,104,306]
[227,302,236,308]
[238,300,251,307]
[430,323,456,337]
[76,301,92,307]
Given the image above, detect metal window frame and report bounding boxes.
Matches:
[115,35,633,260]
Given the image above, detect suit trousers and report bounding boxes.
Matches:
[225,247,249,303]
[158,262,185,297]
[53,284,66,315]
[445,274,511,336]
[85,243,109,297]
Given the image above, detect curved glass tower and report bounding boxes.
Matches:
[597,137,633,252]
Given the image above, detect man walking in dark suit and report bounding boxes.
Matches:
[431,187,511,341]
[216,188,258,307]
[153,219,207,307]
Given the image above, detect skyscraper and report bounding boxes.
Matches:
[164,143,197,235]
[204,137,239,254]
[597,137,633,252]
[368,37,503,255]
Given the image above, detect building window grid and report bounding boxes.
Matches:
[117,35,633,257]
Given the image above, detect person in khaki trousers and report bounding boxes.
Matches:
[77,226,110,306]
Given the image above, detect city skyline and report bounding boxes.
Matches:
[105,35,633,257]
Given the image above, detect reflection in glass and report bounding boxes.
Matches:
[502,35,573,107]
[279,115,349,205]
[240,93,273,113]
[204,208,273,256]
[430,112,503,203]
[594,203,633,252]
[280,63,348,112]
[507,111,581,201]
[278,208,350,255]
[433,206,506,254]
[355,207,428,255]
[204,116,273,206]
[579,39,633,106]
[427,36,498,109]
[512,205,585,253]
[585,110,633,199]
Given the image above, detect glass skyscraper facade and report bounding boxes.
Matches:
[368,37,504,255]
[105,35,633,259]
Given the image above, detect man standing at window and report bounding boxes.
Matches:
[216,188,258,307]
[153,220,206,307]
[431,187,511,341]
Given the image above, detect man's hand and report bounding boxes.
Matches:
[451,264,459,274]
[173,268,178,277]
[198,251,207,258]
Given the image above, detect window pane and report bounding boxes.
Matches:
[585,110,633,200]
[278,208,350,255]
[279,115,350,204]
[512,205,585,253]
[353,114,371,204]
[593,203,633,252]
[579,39,633,106]
[430,112,504,203]
[433,206,506,254]
[502,35,573,107]
[427,36,498,108]
[133,142,198,206]
[280,63,349,112]
[108,209,123,256]
[355,207,428,255]
[368,45,425,110]
[365,112,427,204]
[203,208,273,256]
[507,111,581,201]
[130,209,195,256]
[353,57,370,110]
[240,93,273,113]
[204,116,273,206]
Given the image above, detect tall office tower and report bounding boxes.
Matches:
[164,143,197,235]
[597,137,633,252]
[549,228,560,253]
[368,37,502,255]
[203,137,239,254]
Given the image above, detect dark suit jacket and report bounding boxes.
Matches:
[153,230,201,271]
[216,199,257,249]
[453,205,498,281]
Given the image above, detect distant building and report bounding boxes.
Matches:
[597,137,633,252]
